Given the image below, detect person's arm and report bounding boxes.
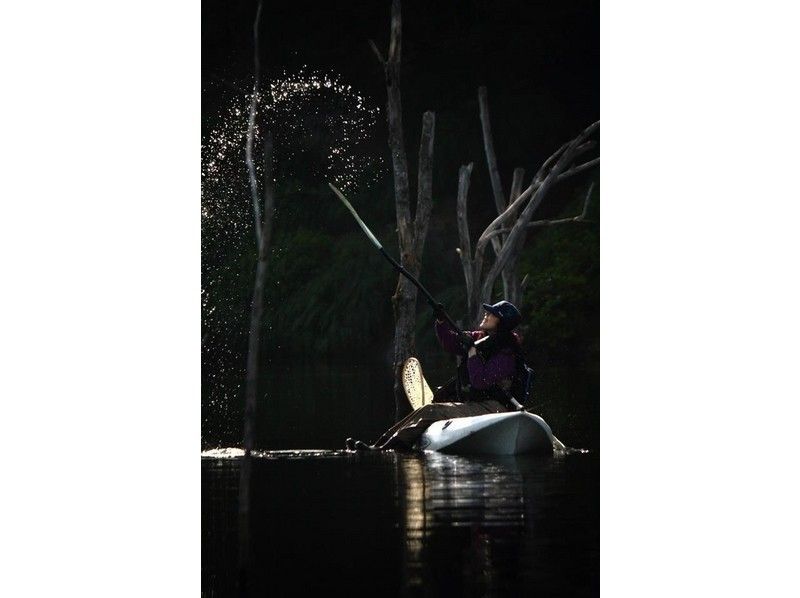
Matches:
[435,319,479,354]
[466,347,516,389]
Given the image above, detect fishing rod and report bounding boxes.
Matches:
[328,183,463,335]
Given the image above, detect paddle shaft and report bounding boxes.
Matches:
[378,247,462,333]
[329,183,462,334]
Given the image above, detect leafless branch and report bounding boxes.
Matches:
[479,120,599,303]
[476,140,599,252]
[559,157,599,181]
[499,167,527,305]
[388,0,402,63]
[580,181,595,219]
[368,39,385,66]
[483,180,596,241]
[507,168,525,218]
[478,86,506,215]
[476,140,576,249]
[477,86,515,298]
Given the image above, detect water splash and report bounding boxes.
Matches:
[202,67,382,239]
[265,68,383,192]
[201,447,351,459]
[201,447,246,459]
[201,68,384,447]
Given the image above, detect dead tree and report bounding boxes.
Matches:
[245,3,264,250]
[243,129,274,457]
[370,0,436,420]
[239,1,275,594]
[457,102,599,326]
[478,86,520,303]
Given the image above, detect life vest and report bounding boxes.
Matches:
[453,333,533,406]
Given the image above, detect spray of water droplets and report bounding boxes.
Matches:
[202,68,383,254]
[201,69,384,447]
[265,68,383,191]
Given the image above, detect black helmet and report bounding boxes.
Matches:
[481,300,522,331]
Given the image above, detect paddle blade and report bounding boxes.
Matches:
[402,357,434,410]
[328,183,383,249]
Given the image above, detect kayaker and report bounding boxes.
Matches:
[432,300,527,404]
[347,300,532,451]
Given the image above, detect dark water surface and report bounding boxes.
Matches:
[203,451,598,597]
[202,362,598,596]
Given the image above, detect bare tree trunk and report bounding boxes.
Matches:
[239,132,274,598]
[377,0,436,420]
[239,4,273,596]
[384,0,411,422]
[478,86,515,301]
[455,163,476,319]
[243,131,274,456]
[244,2,264,249]
[390,112,435,421]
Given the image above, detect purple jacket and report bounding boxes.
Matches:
[434,320,518,390]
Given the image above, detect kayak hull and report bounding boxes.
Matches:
[414,411,556,456]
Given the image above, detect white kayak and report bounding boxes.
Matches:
[414,410,559,456]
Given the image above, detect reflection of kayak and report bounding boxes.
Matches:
[414,410,557,456]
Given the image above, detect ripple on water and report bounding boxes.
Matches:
[201,447,352,460]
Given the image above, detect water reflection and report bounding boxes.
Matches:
[394,452,583,597]
[202,451,598,597]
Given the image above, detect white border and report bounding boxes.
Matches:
[3,0,800,595]
[1,1,200,595]
[602,1,800,595]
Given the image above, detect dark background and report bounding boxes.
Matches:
[201,0,599,448]
[203,0,598,176]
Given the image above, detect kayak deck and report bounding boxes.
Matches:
[414,411,556,456]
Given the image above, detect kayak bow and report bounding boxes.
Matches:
[415,411,558,456]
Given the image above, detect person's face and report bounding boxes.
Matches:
[479,311,500,332]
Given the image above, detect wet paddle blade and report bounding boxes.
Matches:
[402,357,433,410]
[328,183,383,249]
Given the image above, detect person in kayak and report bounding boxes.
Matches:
[346,300,532,451]
[432,300,527,404]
